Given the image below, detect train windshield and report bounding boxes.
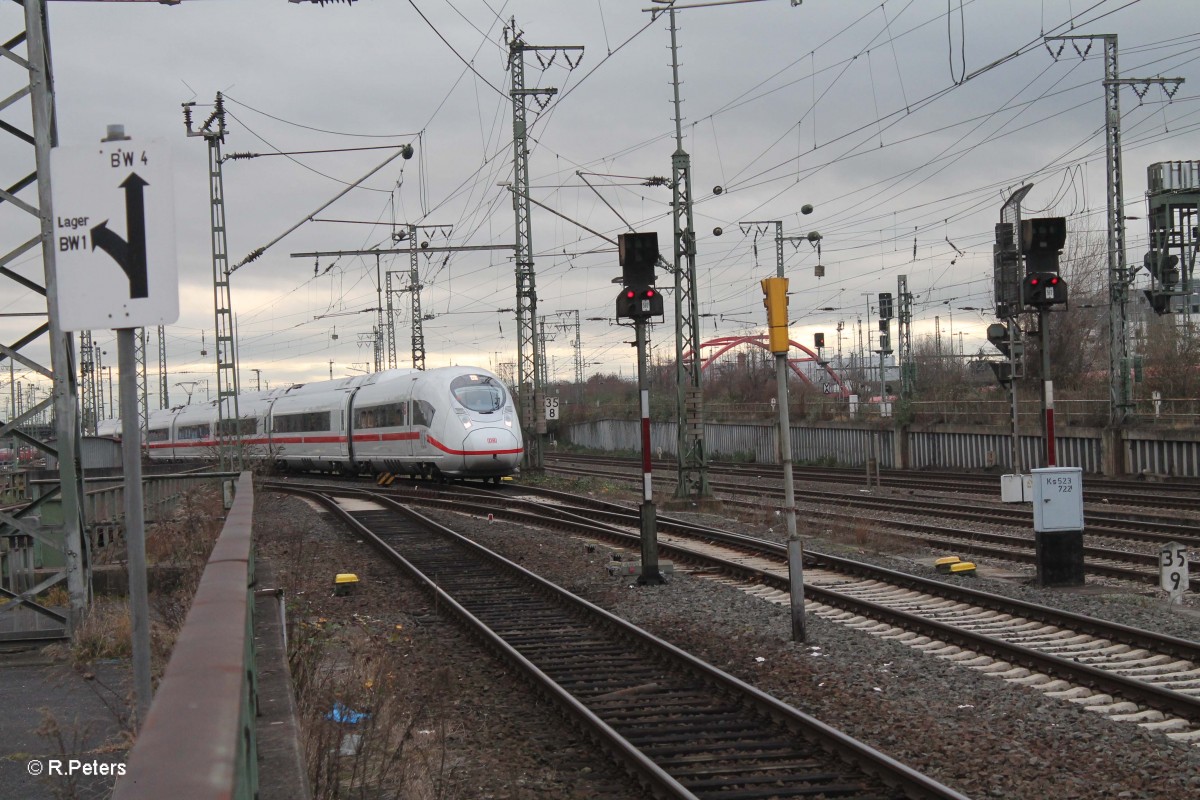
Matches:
[450,374,506,413]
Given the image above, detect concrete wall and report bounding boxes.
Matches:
[563,418,1200,477]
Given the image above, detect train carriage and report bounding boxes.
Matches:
[107,365,522,482]
[267,378,362,472]
[350,367,521,480]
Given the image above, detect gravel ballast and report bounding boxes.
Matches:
[257,483,1200,799]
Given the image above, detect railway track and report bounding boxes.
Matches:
[324,480,1200,746]
[265,479,970,800]
[546,453,1200,513]
[542,461,1200,591]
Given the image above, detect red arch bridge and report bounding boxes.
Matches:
[686,334,851,397]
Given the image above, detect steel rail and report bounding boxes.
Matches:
[271,479,1200,726]
[449,485,1200,723]
[546,453,1200,510]
[540,463,1200,591]
[266,480,972,800]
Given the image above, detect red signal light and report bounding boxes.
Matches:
[624,289,636,299]
[1048,276,1059,285]
[644,288,656,298]
[1029,277,1040,286]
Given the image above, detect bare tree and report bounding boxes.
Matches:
[1034,229,1109,391]
[1141,316,1200,401]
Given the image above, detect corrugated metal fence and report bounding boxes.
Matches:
[564,420,1200,477]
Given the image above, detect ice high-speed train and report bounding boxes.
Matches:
[97,366,523,481]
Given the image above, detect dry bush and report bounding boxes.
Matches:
[145,485,223,567]
[67,598,133,664]
[39,586,70,608]
[49,486,227,679]
[143,486,226,669]
[291,623,457,800]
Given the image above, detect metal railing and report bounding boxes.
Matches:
[113,471,258,800]
[25,471,238,556]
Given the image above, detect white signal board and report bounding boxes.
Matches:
[50,138,178,330]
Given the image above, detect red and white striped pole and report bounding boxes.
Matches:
[640,388,653,501]
[1045,379,1056,467]
[634,317,662,584]
[1040,308,1056,467]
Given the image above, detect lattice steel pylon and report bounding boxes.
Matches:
[897,274,914,400]
[79,331,97,433]
[0,0,90,633]
[666,8,711,500]
[157,324,169,408]
[385,266,399,370]
[134,326,148,431]
[1047,34,1185,427]
[183,94,240,468]
[409,239,424,370]
[506,19,582,472]
[384,224,452,372]
[564,309,582,388]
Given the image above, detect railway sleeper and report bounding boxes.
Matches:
[1083,700,1142,715]
[1109,709,1168,723]
[1142,717,1193,732]
[1167,728,1200,743]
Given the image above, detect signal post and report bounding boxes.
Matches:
[50,132,179,723]
[1020,217,1084,586]
[1020,218,1069,469]
[616,233,665,585]
[761,276,805,642]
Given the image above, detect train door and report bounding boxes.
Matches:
[396,379,418,468]
[410,380,440,467]
[344,385,365,472]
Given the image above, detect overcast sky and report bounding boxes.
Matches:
[3,0,1198,409]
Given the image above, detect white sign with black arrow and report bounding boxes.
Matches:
[50,137,178,331]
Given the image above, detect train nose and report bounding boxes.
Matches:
[463,427,522,473]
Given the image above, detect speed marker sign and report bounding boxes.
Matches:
[1160,542,1189,602]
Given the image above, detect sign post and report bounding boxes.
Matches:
[1160,542,1189,605]
[544,396,559,421]
[51,134,178,727]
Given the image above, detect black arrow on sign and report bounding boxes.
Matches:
[91,173,149,299]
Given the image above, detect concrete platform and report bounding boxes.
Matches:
[0,653,130,800]
[0,560,309,800]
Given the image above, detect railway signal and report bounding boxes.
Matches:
[1022,272,1068,306]
[760,277,790,353]
[615,231,665,584]
[1020,216,1067,272]
[616,287,664,319]
[877,291,894,321]
[1143,251,1181,315]
[616,232,663,320]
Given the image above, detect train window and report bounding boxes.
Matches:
[177,424,210,440]
[450,374,505,413]
[216,418,258,436]
[354,402,407,429]
[272,411,331,433]
[413,399,436,427]
[146,428,170,443]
